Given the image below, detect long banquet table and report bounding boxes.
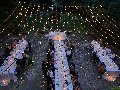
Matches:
[54,40,73,90]
[48,31,73,90]
[91,40,120,81]
[0,39,28,86]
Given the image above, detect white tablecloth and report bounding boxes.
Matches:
[0,39,28,86]
[54,40,73,90]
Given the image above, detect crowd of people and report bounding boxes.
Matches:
[42,39,55,90]
[42,38,82,90]
[16,42,32,77]
[66,40,81,90]
[0,38,32,78]
[69,62,81,90]
[0,39,19,66]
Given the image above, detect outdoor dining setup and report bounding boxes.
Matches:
[42,31,81,90]
[0,38,32,86]
[91,40,120,81]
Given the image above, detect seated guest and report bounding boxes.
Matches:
[74,82,81,90]
[14,39,19,44]
[11,39,18,49]
[47,83,54,90]
[47,69,54,79]
[71,71,77,78]
[24,46,31,65]
[108,54,115,59]
[16,65,21,77]
[23,53,30,68]
[65,39,69,46]
[46,75,53,87]
[70,62,75,69]
[96,62,106,78]
[43,60,49,77]
[27,40,31,53]
[17,59,25,69]
[49,58,54,64]
[50,50,54,55]
[4,44,12,57]
[92,52,99,65]
[47,49,51,59]
[16,53,28,69]
[49,39,52,46]
[104,47,111,54]
[70,62,79,77]
[24,45,30,55]
[66,48,72,59]
[50,44,54,51]
[68,41,74,51]
[49,39,54,51]
[48,61,55,72]
[72,76,78,84]
[70,68,77,77]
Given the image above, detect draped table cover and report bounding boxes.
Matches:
[54,40,73,90]
[0,39,28,86]
[49,31,73,90]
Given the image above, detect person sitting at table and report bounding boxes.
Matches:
[46,73,53,88]
[67,41,74,51]
[50,57,54,64]
[49,39,52,46]
[24,46,31,65]
[4,44,12,57]
[28,40,31,53]
[23,53,30,68]
[49,61,55,74]
[104,47,111,54]
[43,60,49,78]
[50,50,54,56]
[70,62,75,69]
[96,62,106,78]
[65,39,69,45]
[70,67,77,77]
[16,65,21,77]
[92,52,99,65]
[47,49,51,59]
[25,45,30,55]
[14,39,19,44]
[72,75,78,84]
[74,82,81,90]
[47,68,54,79]
[66,48,72,60]
[11,39,18,49]
[47,83,54,90]
[47,68,55,90]
[50,43,54,52]
[16,53,28,69]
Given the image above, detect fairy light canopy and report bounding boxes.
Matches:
[0,0,120,48]
[0,0,120,89]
